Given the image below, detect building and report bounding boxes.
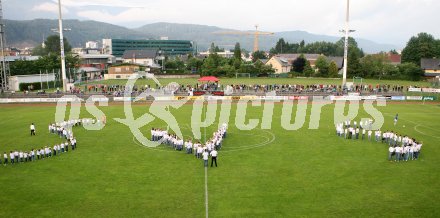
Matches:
[105,65,140,80]
[73,48,102,55]
[78,54,115,70]
[4,56,40,62]
[71,47,84,54]
[265,54,343,74]
[265,56,291,73]
[8,74,55,91]
[122,50,157,66]
[78,67,103,81]
[327,56,344,70]
[199,50,234,58]
[86,41,99,49]
[386,53,402,65]
[102,39,194,57]
[421,58,440,78]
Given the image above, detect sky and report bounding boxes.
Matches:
[3,0,440,47]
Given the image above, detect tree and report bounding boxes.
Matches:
[31,44,46,56]
[398,63,425,81]
[200,52,229,76]
[208,43,224,53]
[215,46,224,52]
[402,32,440,65]
[300,40,305,48]
[270,37,364,58]
[269,38,299,54]
[302,41,338,56]
[165,57,186,73]
[65,54,80,69]
[291,54,306,73]
[233,42,242,69]
[241,49,250,58]
[44,35,72,55]
[335,37,364,58]
[234,43,242,60]
[389,49,399,55]
[270,38,287,54]
[303,60,314,77]
[315,55,329,77]
[9,59,38,75]
[347,50,362,77]
[12,35,78,77]
[187,57,204,73]
[328,61,339,78]
[251,50,267,62]
[209,42,216,54]
[360,54,389,78]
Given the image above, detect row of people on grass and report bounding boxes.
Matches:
[388,142,422,162]
[48,118,99,131]
[334,123,423,162]
[2,140,77,165]
[336,119,374,140]
[2,119,82,166]
[150,123,227,167]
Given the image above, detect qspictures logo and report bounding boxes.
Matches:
[55,73,386,147]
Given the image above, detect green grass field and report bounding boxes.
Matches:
[0,101,439,217]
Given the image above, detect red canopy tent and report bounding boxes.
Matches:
[198,76,220,82]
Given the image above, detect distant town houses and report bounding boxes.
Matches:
[121,49,158,67]
[386,53,402,66]
[3,36,439,89]
[266,54,344,74]
[77,54,115,71]
[421,58,440,78]
[105,65,140,80]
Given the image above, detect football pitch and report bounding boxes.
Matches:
[0,101,439,217]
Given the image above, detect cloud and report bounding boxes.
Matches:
[31,1,68,14]
[7,0,440,46]
[76,7,181,23]
[31,2,58,13]
[54,0,146,8]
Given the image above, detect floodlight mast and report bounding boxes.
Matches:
[342,0,350,89]
[57,0,67,92]
[0,0,10,91]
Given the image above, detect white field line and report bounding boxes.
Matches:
[383,113,440,139]
[205,166,209,218]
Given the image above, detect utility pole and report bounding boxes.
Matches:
[57,0,68,92]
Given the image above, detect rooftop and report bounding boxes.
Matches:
[122,49,158,59]
[421,58,440,70]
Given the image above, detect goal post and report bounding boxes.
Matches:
[353,76,363,85]
[235,73,251,79]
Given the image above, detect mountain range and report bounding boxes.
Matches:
[4,19,399,53]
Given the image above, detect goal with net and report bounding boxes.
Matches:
[353,76,363,85]
[235,73,251,79]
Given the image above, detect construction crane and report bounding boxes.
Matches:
[213,25,274,52]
